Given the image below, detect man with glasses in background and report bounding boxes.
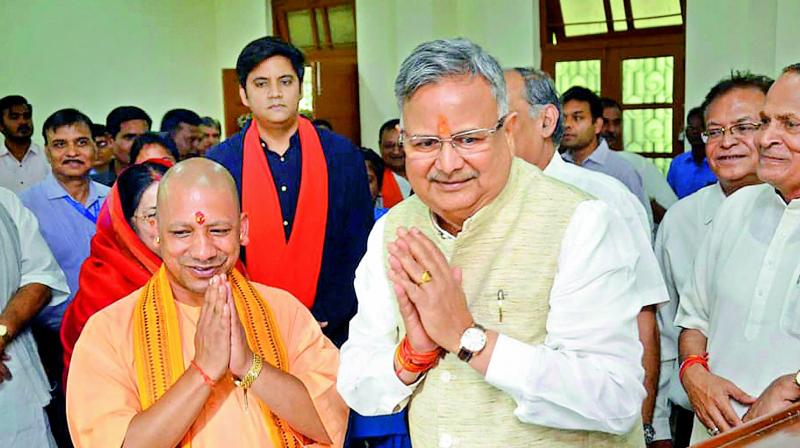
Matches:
[675,66,800,443]
[338,38,648,447]
[655,72,771,446]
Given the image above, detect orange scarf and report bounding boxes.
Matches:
[242,118,328,309]
[381,168,404,208]
[132,266,303,448]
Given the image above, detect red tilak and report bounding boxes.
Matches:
[195,211,205,225]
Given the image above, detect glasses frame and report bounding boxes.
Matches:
[400,115,508,159]
[701,122,761,143]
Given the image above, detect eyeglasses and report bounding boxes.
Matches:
[400,116,507,159]
[701,122,761,143]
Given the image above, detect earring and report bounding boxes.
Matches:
[155,236,161,244]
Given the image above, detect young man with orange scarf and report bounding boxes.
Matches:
[207,36,372,347]
[67,158,347,447]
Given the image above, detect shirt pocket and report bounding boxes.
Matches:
[780,263,800,335]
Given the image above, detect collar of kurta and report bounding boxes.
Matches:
[428,159,523,240]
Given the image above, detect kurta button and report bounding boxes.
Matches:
[439,433,453,448]
[280,156,285,162]
[283,220,289,226]
[281,185,287,192]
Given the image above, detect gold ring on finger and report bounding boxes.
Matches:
[418,270,433,285]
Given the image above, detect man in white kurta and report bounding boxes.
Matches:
[338,38,646,448]
[0,187,69,447]
[656,72,771,443]
[502,67,667,446]
[676,67,800,443]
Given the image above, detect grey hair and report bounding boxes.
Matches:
[511,67,565,146]
[394,38,508,120]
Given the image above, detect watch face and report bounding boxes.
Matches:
[461,327,487,352]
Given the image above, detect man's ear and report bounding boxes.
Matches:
[540,105,559,140]
[238,85,250,109]
[239,212,250,247]
[593,116,604,135]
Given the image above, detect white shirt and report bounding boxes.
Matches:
[652,183,725,438]
[616,151,678,211]
[393,171,412,198]
[338,199,646,434]
[0,140,50,193]
[655,183,725,362]
[675,183,800,417]
[0,187,68,446]
[545,153,666,307]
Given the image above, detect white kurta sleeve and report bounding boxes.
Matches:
[0,188,68,305]
[337,217,420,415]
[674,222,716,336]
[483,200,646,434]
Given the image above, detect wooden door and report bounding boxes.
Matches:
[221,69,250,138]
[310,57,360,145]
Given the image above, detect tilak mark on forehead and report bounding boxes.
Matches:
[195,211,206,225]
[437,115,451,136]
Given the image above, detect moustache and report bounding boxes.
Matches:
[16,125,31,134]
[427,170,479,183]
[62,159,86,165]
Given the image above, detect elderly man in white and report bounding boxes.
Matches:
[0,186,69,447]
[655,71,771,444]
[504,66,668,447]
[337,38,646,448]
[676,64,800,443]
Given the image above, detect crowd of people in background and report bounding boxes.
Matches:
[2,33,800,448]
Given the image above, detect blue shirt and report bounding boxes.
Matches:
[207,121,373,347]
[20,176,110,329]
[562,139,650,212]
[667,151,717,199]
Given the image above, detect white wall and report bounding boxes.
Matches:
[0,0,271,142]
[685,0,800,115]
[355,0,540,146]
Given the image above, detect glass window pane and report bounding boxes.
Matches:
[622,56,673,104]
[623,108,673,153]
[560,0,608,37]
[555,60,601,96]
[328,5,356,46]
[630,0,682,29]
[650,157,672,176]
[287,9,314,49]
[315,9,326,46]
[300,64,314,116]
[610,0,627,31]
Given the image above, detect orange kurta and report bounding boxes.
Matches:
[66,282,348,447]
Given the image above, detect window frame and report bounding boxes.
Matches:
[540,0,686,161]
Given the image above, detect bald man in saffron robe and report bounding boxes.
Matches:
[66,158,347,447]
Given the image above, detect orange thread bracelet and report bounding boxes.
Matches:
[679,353,709,383]
[191,360,216,388]
[394,337,443,376]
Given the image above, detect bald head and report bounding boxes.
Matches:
[157,158,239,215]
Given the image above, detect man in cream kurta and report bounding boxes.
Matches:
[676,67,800,443]
[656,71,771,443]
[338,38,646,448]
[0,187,69,447]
